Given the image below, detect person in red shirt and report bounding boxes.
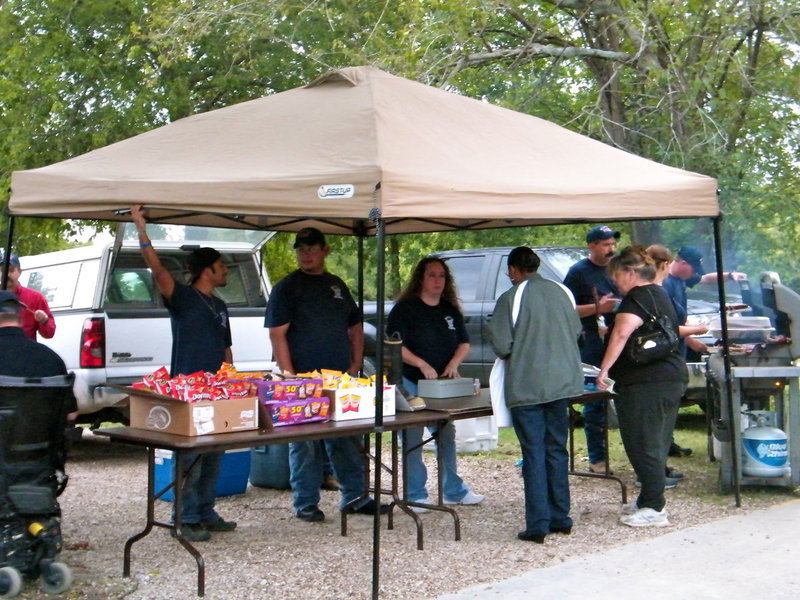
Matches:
[1,251,56,341]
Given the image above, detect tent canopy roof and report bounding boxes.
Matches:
[10,66,718,235]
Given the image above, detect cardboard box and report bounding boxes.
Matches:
[324,385,395,421]
[249,378,331,427]
[154,448,252,501]
[129,389,259,436]
[261,396,331,427]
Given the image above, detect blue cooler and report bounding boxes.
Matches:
[154,448,252,501]
[249,445,291,489]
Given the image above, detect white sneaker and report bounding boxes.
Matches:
[444,490,484,505]
[408,497,430,513]
[620,507,670,528]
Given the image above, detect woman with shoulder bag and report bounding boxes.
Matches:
[596,246,687,528]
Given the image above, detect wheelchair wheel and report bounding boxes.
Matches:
[39,561,72,595]
[0,566,23,598]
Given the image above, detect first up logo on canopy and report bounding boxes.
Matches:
[318,184,355,199]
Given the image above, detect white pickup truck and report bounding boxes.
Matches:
[18,225,274,427]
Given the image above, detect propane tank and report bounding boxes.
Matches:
[741,415,789,477]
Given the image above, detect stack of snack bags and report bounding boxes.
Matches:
[131,364,252,402]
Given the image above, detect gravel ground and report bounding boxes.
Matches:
[10,429,795,600]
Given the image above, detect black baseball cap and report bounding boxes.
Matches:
[186,247,222,281]
[293,227,326,248]
[0,290,22,313]
[586,225,621,244]
[677,245,705,276]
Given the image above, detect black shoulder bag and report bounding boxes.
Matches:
[624,287,680,365]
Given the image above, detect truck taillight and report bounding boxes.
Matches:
[80,317,105,368]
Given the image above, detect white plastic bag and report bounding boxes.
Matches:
[489,279,528,429]
[489,358,512,428]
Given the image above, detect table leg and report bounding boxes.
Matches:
[568,399,627,504]
[394,422,461,550]
[123,447,156,577]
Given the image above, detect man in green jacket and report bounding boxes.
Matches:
[488,246,583,544]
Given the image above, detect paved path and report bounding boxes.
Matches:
[436,499,800,600]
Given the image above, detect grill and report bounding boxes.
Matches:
[705,273,800,493]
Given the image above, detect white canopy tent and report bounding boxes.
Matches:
[9,66,718,234]
[7,66,737,598]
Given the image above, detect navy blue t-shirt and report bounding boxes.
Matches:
[563,257,619,364]
[386,297,469,384]
[264,270,361,373]
[166,283,232,377]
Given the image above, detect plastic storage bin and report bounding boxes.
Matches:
[454,415,498,453]
[249,444,291,489]
[154,448,252,502]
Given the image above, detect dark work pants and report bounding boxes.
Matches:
[615,380,684,512]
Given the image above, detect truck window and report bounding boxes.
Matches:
[493,254,513,299]
[105,269,155,305]
[24,263,82,309]
[105,251,265,308]
[443,255,484,301]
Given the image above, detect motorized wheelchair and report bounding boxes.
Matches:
[0,374,74,598]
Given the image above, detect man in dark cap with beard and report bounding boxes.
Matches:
[131,205,236,542]
[563,225,622,474]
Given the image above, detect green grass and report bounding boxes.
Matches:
[470,405,798,507]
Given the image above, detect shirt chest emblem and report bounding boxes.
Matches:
[444,316,456,331]
[331,285,344,300]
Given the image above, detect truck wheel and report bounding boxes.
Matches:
[0,566,23,598]
[40,562,72,595]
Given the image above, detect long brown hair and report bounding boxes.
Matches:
[396,257,462,311]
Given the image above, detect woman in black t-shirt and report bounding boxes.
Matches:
[597,246,687,529]
[387,257,484,510]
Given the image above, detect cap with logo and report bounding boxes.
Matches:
[586,225,621,244]
[0,290,22,313]
[677,245,705,276]
[293,227,326,248]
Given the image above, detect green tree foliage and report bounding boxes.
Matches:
[1,0,797,286]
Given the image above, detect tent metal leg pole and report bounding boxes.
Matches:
[712,215,741,507]
[371,207,386,600]
[2,214,15,290]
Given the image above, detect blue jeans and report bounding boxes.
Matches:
[403,378,468,502]
[176,452,223,524]
[511,400,572,536]
[289,436,367,511]
[581,338,606,464]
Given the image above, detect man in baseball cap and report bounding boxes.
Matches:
[293,227,326,249]
[563,225,623,474]
[676,246,705,277]
[0,250,56,341]
[585,225,621,244]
